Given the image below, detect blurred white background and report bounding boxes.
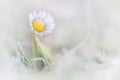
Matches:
[0,0,120,80]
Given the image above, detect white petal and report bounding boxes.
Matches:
[32,11,37,18]
[46,30,52,33]
[41,11,46,19]
[29,13,34,20]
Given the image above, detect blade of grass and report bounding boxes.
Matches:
[51,32,89,67]
[17,42,31,66]
[35,36,51,67]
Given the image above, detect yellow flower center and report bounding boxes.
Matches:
[32,20,45,32]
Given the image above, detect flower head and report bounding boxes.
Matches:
[29,11,55,36]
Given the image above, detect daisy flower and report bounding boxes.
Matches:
[29,11,55,36]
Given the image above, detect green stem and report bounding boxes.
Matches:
[32,33,36,68]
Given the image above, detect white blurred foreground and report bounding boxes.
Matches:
[0,0,120,80]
